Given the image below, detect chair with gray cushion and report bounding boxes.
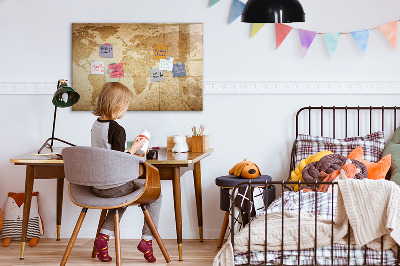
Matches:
[60,146,171,266]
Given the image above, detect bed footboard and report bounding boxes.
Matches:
[230,180,400,266]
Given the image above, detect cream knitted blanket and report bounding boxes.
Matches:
[213,179,400,266]
[213,211,343,266]
[335,178,400,251]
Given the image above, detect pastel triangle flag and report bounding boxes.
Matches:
[209,0,220,7]
[229,0,245,24]
[351,29,370,55]
[251,23,266,38]
[275,23,293,49]
[298,29,317,58]
[378,21,397,50]
[323,33,341,58]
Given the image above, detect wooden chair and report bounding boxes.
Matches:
[60,146,171,265]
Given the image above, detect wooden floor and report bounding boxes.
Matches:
[0,239,221,265]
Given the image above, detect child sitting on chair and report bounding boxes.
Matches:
[91,82,162,263]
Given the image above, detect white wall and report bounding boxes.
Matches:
[1,0,400,240]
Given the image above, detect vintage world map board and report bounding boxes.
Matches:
[72,23,203,111]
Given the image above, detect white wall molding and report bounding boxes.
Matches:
[204,81,400,94]
[0,83,55,94]
[1,81,400,95]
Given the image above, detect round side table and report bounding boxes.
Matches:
[215,175,275,248]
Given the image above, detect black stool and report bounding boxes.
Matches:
[215,175,275,248]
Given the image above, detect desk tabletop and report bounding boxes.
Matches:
[10,147,214,166]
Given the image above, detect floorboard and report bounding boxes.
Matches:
[0,239,222,265]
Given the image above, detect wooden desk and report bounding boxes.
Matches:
[10,147,213,261]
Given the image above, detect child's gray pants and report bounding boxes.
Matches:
[92,179,162,240]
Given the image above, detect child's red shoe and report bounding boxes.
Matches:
[137,239,156,262]
[94,233,112,262]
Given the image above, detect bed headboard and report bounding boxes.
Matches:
[290,106,400,179]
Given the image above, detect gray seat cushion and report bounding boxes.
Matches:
[69,180,145,208]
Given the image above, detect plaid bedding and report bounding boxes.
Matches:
[234,244,397,265]
[294,131,385,166]
[234,191,397,265]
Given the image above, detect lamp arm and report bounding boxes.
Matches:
[50,79,61,148]
[50,105,57,148]
[37,104,76,153]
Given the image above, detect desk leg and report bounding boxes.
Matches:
[172,167,183,261]
[20,165,35,259]
[193,161,203,242]
[56,178,64,241]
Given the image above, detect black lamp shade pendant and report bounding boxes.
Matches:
[242,0,305,23]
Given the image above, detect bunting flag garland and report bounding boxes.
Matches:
[378,21,398,50]
[209,0,220,7]
[351,29,370,55]
[229,0,245,24]
[323,33,341,58]
[251,23,266,38]
[275,23,293,49]
[298,29,317,58]
[208,5,400,57]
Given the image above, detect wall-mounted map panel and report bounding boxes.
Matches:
[72,23,203,111]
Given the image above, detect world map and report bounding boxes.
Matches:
[72,23,203,111]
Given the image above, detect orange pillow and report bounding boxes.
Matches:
[347,146,391,180]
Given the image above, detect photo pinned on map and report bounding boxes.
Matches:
[172,62,186,78]
[109,63,124,78]
[100,44,113,58]
[150,68,165,82]
[153,44,168,59]
[91,61,105,75]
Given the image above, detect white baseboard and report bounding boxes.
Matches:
[1,81,400,94]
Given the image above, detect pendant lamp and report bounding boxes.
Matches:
[38,79,80,154]
[242,0,305,23]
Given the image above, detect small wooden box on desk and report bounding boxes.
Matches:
[167,135,209,152]
[191,135,209,152]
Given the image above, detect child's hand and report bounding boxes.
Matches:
[134,149,149,157]
[128,137,147,155]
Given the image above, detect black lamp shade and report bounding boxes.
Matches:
[242,0,305,23]
[52,84,80,108]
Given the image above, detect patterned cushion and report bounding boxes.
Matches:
[295,131,385,166]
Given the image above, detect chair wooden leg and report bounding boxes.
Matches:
[91,209,108,258]
[217,211,230,248]
[114,210,121,266]
[60,208,88,266]
[141,205,171,263]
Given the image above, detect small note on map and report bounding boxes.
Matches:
[109,63,124,78]
[153,45,168,59]
[105,65,120,82]
[100,44,113,58]
[91,61,105,75]
[159,57,174,71]
[172,63,186,77]
[150,68,165,82]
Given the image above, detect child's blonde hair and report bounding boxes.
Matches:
[93,82,133,120]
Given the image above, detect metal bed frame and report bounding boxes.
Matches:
[230,106,400,266]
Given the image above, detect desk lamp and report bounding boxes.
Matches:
[241,0,305,23]
[38,79,80,154]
